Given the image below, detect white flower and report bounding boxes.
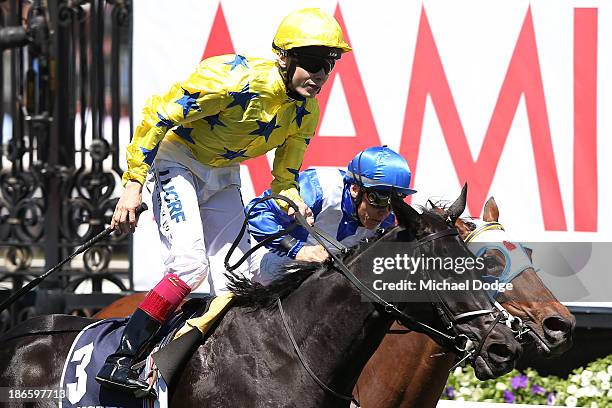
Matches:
[456,397,465,402]
[608,389,612,397]
[601,380,610,390]
[566,384,578,395]
[587,385,602,397]
[596,371,610,383]
[453,367,463,376]
[575,388,586,398]
[565,395,578,407]
[459,387,472,396]
[459,380,470,387]
[571,374,580,383]
[581,377,591,387]
[471,388,483,401]
[590,402,598,408]
[495,382,507,391]
[607,365,612,375]
[582,370,594,380]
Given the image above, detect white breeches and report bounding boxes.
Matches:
[150,160,251,295]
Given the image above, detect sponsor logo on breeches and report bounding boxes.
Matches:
[158,170,186,223]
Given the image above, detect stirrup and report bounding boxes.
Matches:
[95,360,159,400]
[134,384,158,400]
[134,363,159,400]
[96,375,158,400]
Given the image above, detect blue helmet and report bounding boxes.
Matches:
[344,146,417,196]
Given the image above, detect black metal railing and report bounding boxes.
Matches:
[0,0,133,332]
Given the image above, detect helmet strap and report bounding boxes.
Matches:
[351,186,365,227]
[284,58,304,100]
[275,44,306,101]
[349,151,366,226]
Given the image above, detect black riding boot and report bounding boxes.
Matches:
[96,308,161,398]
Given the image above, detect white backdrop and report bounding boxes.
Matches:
[130,1,612,298]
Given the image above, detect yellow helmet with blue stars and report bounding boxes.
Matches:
[272,8,352,59]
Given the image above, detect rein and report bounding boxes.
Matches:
[226,195,475,346]
[224,195,501,405]
[277,298,359,405]
[224,194,349,273]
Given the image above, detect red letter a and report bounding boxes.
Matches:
[302,5,381,169]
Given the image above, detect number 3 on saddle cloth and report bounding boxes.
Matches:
[59,294,234,408]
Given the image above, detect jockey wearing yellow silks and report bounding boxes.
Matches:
[96,8,351,398]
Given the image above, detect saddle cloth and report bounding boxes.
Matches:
[58,317,169,408]
[58,294,234,408]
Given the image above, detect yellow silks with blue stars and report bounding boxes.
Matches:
[123,54,319,208]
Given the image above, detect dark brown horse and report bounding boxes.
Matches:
[0,193,522,407]
[354,197,575,408]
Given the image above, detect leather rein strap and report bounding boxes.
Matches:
[277,298,359,405]
[224,194,348,273]
[225,195,462,347]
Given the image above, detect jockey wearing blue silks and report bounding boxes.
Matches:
[246,146,417,284]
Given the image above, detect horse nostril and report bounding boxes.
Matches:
[543,316,572,337]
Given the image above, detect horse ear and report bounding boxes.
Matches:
[483,197,499,222]
[523,245,533,261]
[430,201,445,217]
[445,183,468,223]
[391,194,421,231]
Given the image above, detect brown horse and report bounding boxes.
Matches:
[354,197,575,408]
[94,293,146,319]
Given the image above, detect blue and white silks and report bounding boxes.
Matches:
[246,168,395,284]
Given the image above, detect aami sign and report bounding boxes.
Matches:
[132,1,610,244]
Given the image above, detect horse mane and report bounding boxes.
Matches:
[226,263,320,311]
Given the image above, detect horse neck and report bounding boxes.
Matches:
[356,325,455,408]
[283,266,395,396]
[399,334,455,408]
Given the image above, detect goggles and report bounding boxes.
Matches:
[293,54,335,75]
[364,189,393,209]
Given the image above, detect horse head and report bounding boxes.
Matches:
[388,185,521,380]
[450,196,575,357]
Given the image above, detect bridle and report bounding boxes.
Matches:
[464,220,534,340]
[225,195,505,406]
